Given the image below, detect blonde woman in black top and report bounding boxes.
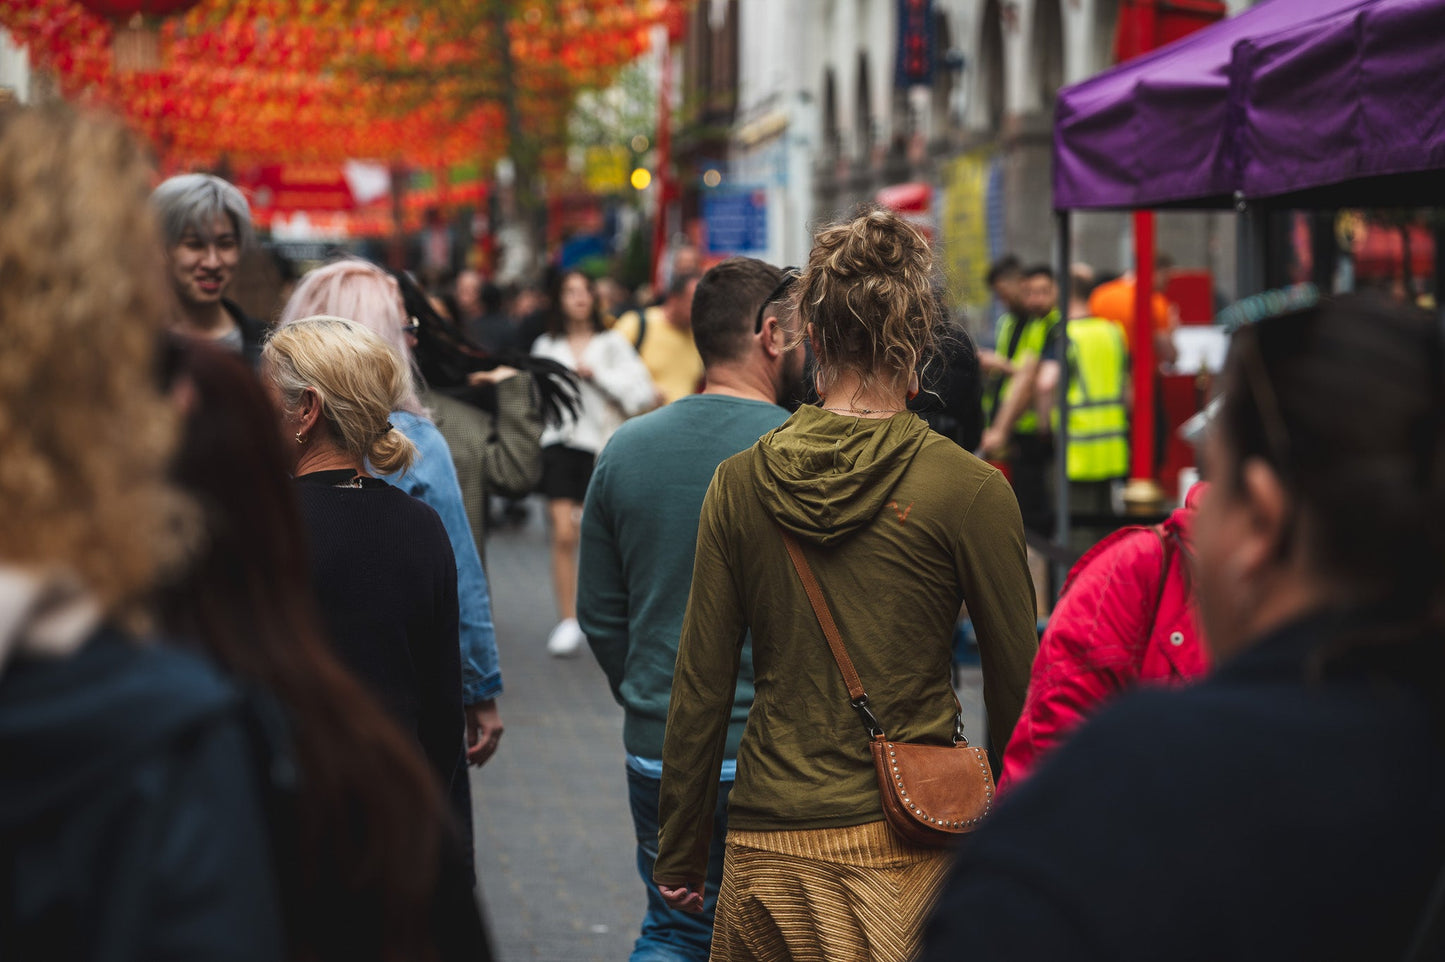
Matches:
[261,315,464,791]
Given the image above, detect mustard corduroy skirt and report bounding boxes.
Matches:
[709,820,953,962]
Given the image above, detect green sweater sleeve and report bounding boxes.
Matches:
[954,469,1039,754]
[577,455,628,704]
[654,472,746,888]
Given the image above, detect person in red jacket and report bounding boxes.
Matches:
[1000,483,1208,788]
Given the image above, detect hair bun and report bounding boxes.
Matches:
[798,206,939,387]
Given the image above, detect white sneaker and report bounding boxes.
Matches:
[547,617,585,658]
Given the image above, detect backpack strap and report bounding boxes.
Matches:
[633,308,648,351]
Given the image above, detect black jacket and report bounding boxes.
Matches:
[222,298,267,368]
[923,609,1445,962]
[0,629,283,961]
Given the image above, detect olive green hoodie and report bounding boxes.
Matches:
[655,405,1038,887]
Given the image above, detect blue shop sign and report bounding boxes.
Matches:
[704,189,768,254]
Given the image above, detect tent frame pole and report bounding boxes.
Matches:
[1236,200,1268,298]
[1052,210,1072,595]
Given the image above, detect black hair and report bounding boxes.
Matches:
[667,272,700,301]
[1023,264,1055,281]
[986,255,1022,287]
[544,269,607,337]
[1218,293,1445,639]
[480,281,503,314]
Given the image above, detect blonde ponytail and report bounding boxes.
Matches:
[367,423,416,476]
[262,315,417,471]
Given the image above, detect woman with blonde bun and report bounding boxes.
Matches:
[654,208,1039,962]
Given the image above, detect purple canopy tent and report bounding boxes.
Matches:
[1043,0,1445,576]
[1054,0,1445,211]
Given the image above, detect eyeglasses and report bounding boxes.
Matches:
[400,316,421,337]
[755,268,801,334]
[1239,337,1292,481]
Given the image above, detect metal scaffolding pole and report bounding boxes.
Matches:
[1052,210,1072,594]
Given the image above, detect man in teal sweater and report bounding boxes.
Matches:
[579,256,804,962]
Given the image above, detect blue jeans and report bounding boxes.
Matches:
[627,766,732,962]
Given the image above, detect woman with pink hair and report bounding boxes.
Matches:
[279,259,505,766]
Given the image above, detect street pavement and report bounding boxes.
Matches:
[470,500,985,962]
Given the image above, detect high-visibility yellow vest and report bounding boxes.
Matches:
[1057,316,1129,482]
[987,309,1059,435]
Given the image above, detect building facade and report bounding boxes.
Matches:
[707,0,1251,330]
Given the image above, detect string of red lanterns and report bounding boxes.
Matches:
[0,0,687,168]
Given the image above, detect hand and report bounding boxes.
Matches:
[465,699,504,766]
[977,426,1008,460]
[978,349,1015,378]
[657,884,704,914]
[467,365,521,387]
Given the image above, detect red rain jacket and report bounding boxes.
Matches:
[999,485,1209,789]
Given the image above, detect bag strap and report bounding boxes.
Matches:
[778,525,887,738]
[634,308,649,351]
[779,523,969,742]
[780,526,865,698]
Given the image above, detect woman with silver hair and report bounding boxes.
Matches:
[149,172,265,364]
[279,257,506,767]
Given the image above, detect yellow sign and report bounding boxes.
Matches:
[586,146,632,194]
[939,150,992,319]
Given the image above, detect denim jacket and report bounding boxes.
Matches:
[380,410,503,703]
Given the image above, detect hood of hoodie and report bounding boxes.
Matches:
[751,405,931,547]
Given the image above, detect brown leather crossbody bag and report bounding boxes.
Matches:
[779,526,995,847]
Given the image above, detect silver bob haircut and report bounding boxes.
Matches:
[149,173,254,251]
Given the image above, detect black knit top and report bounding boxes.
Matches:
[293,470,463,786]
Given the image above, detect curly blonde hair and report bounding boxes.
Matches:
[261,316,418,476]
[0,105,192,615]
[796,206,941,394]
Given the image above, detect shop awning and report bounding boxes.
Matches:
[1054,0,1445,211]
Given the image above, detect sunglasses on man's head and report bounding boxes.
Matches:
[755,268,801,334]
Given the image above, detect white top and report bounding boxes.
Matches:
[533,329,657,453]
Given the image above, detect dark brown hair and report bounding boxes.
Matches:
[157,339,445,962]
[1218,293,1445,625]
[692,257,784,366]
[545,269,607,336]
[796,206,941,393]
